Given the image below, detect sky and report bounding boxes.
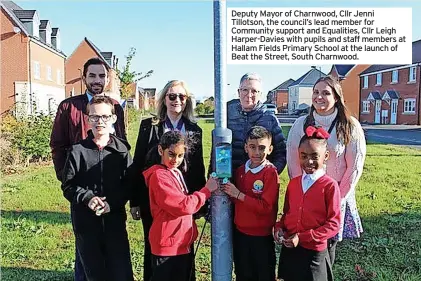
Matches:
[14,0,421,102]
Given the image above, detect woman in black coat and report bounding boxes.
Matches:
[129,80,206,281]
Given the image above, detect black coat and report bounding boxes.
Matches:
[62,132,132,232]
[129,117,207,214]
[61,132,134,280]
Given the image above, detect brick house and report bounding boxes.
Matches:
[359,39,421,125]
[288,67,327,114]
[267,78,295,114]
[1,1,66,117]
[328,64,371,119]
[138,88,157,111]
[65,37,121,101]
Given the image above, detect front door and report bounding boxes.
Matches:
[391,99,398,124]
[375,100,381,124]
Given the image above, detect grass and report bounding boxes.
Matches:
[1,116,421,281]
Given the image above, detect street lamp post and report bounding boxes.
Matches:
[211,1,233,281]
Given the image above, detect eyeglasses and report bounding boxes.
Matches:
[88,115,113,122]
[167,93,187,102]
[239,88,260,96]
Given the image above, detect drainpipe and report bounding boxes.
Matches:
[28,38,32,115]
[418,63,421,125]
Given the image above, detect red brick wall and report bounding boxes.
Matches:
[1,8,29,116]
[275,90,288,110]
[360,67,420,125]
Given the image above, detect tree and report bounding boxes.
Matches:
[116,47,153,134]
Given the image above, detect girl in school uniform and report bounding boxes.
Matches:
[286,76,366,264]
[142,130,218,281]
[274,126,341,281]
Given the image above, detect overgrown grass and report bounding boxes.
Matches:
[1,117,420,281]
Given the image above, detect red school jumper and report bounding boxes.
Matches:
[234,162,280,236]
[277,174,341,251]
[143,164,211,256]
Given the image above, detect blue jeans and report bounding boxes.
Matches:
[75,245,87,281]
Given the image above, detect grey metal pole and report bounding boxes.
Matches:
[211,1,233,281]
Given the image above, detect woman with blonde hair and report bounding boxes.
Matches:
[129,80,206,281]
[286,75,366,266]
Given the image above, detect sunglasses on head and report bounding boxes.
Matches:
[167,93,187,102]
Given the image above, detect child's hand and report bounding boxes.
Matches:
[88,196,106,212]
[96,201,110,216]
[283,233,299,248]
[130,207,142,220]
[221,182,240,198]
[273,227,285,245]
[205,177,219,192]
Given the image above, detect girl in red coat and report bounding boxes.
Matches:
[143,130,218,281]
[274,126,341,281]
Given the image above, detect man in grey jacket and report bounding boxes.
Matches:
[227,72,286,174]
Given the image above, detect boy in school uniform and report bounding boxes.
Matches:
[274,126,341,281]
[222,126,280,281]
[61,96,133,281]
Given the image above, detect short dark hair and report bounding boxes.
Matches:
[246,126,272,142]
[87,95,115,115]
[83,57,110,77]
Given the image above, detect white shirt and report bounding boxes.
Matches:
[245,159,268,174]
[301,169,325,193]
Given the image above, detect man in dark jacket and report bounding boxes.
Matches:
[50,57,126,281]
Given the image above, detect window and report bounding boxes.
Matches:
[403,98,416,113]
[409,66,416,82]
[34,62,40,79]
[362,101,370,113]
[363,76,368,88]
[47,66,52,81]
[376,73,382,85]
[57,70,61,84]
[391,70,398,83]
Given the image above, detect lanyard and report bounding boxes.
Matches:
[165,117,184,131]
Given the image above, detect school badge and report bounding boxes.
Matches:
[252,180,264,194]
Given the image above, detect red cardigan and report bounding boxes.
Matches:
[233,163,279,236]
[143,165,211,256]
[276,175,340,251]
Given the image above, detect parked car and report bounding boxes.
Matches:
[292,107,310,116]
[265,104,278,114]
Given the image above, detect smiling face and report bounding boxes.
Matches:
[298,139,329,174]
[83,64,110,96]
[244,137,273,168]
[165,85,188,117]
[159,141,186,169]
[312,81,338,115]
[238,79,262,112]
[87,102,116,138]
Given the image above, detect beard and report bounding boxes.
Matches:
[86,83,104,95]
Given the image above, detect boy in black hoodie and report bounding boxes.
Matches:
[62,95,134,281]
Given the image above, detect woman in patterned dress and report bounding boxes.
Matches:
[286,75,366,265]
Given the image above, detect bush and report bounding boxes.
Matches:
[0,113,53,170]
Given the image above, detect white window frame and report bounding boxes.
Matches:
[47,66,52,81]
[362,101,370,113]
[363,76,368,88]
[391,70,398,83]
[57,69,61,85]
[403,98,416,113]
[376,73,382,85]
[409,66,416,82]
[34,61,41,79]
